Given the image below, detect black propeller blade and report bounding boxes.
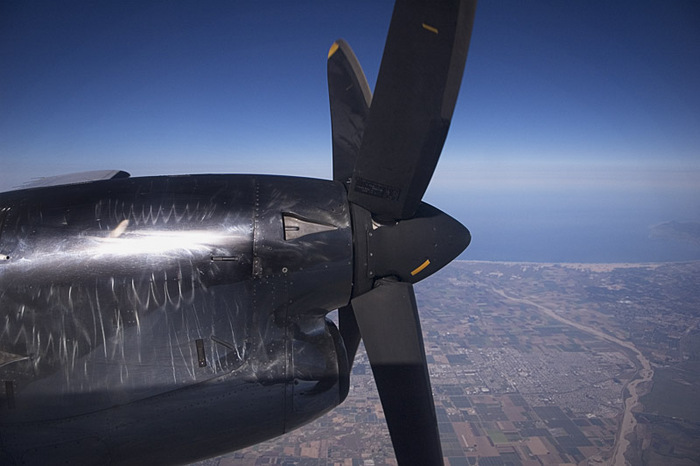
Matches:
[328,39,372,187]
[348,0,477,221]
[328,39,373,369]
[352,279,441,465]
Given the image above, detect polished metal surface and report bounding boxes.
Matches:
[0,174,352,465]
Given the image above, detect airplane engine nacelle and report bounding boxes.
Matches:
[0,174,353,464]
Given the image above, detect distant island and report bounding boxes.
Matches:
[650,220,700,247]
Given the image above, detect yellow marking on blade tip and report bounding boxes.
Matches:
[411,259,431,276]
[422,23,439,34]
[328,42,340,59]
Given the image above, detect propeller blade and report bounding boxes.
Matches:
[349,0,477,220]
[351,278,443,465]
[328,39,372,186]
[338,304,362,369]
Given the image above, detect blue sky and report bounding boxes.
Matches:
[2,1,699,261]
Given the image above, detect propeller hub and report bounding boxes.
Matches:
[354,202,470,286]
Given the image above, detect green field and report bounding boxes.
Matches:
[486,429,508,444]
[639,360,700,465]
[642,361,700,422]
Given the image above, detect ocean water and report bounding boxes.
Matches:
[429,188,700,263]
